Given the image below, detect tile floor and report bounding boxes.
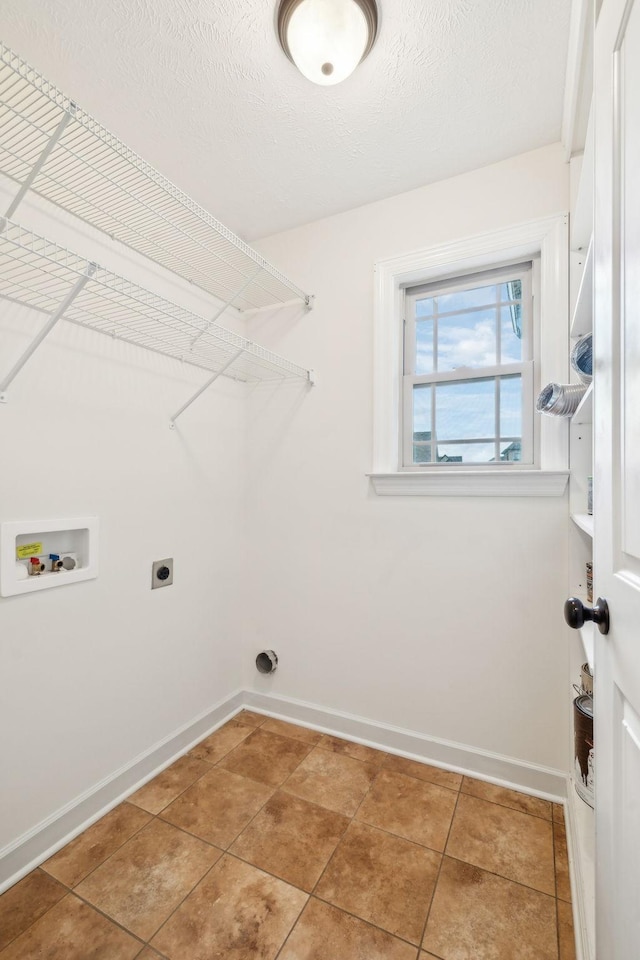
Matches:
[0,711,577,959]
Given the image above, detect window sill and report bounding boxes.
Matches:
[368,470,569,497]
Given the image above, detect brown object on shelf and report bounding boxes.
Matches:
[586,562,593,604]
[574,695,594,808]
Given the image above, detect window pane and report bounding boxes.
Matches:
[500,441,522,462]
[499,279,522,302]
[435,379,496,441]
[413,384,432,464]
[436,442,497,463]
[437,309,496,370]
[415,297,434,318]
[500,375,522,437]
[413,384,431,433]
[415,319,434,374]
[500,305,523,361]
[435,283,497,314]
[413,443,432,463]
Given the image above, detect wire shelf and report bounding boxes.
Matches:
[0,219,311,384]
[0,42,311,312]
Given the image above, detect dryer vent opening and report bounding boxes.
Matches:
[256,650,278,675]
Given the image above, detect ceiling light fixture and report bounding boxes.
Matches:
[277,0,378,86]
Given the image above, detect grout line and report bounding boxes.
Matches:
[305,892,425,950]
[144,854,224,951]
[128,753,221,818]
[150,815,226,853]
[59,889,148,947]
[40,805,153,892]
[419,787,463,950]
[310,755,389,896]
[459,782,555,822]
[272,886,310,960]
[442,853,559,899]
[0,871,70,955]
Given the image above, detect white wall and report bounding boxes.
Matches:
[0,185,246,853]
[0,142,571,872]
[247,143,571,771]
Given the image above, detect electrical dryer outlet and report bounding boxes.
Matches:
[151,558,173,589]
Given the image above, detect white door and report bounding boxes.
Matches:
[593,0,640,956]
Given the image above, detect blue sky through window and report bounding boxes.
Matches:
[410,276,526,464]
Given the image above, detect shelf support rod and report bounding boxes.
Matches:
[170,347,246,427]
[5,108,74,221]
[189,267,263,350]
[0,261,96,401]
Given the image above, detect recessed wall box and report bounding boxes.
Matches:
[0,518,98,596]
[151,558,173,589]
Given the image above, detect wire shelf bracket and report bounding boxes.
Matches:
[170,348,246,427]
[4,107,73,221]
[0,256,96,402]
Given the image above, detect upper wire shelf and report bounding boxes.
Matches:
[0,219,310,386]
[0,42,311,313]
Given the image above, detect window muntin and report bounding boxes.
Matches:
[403,263,534,467]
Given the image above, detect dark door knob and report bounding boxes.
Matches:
[564,596,610,635]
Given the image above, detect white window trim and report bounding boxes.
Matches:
[370,214,570,497]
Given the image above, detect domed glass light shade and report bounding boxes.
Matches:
[277,0,378,86]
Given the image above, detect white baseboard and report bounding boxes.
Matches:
[564,778,595,960]
[244,690,568,801]
[0,689,245,894]
[1,687,569,895]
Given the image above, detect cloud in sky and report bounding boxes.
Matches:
[415,297,523,374]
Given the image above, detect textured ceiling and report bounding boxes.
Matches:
[1,0,571,240]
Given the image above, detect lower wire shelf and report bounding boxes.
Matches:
[0,219,313,405]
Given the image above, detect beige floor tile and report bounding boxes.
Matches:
[151,854,307,960]
[554,821,572,902]
[446,793,555,895]
[422,857,558,960]
[317,734,387,766]
[558,899,577,959]
[553,802,565,824]
[75,819,219,940]
[384,755,462,791]
[277,898,418,960]
[357,769,457,851]
[0,869,67,952]
[315,820,441,943]
[188,719,254,764]
[461,777,552,820]
[42,803,151,888]
[218,728,312,786]
[160,766,274,848]
[230,790,348,891]
[135,951,164,959]
[127,755,211,814]
[261,717,322,745]
[235,709,266,727]
[420,954,444,959]
[0,894,141,960]
[283,746,378,816]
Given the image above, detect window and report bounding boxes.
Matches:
[371,215,570,496]
[402,262,535,467]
